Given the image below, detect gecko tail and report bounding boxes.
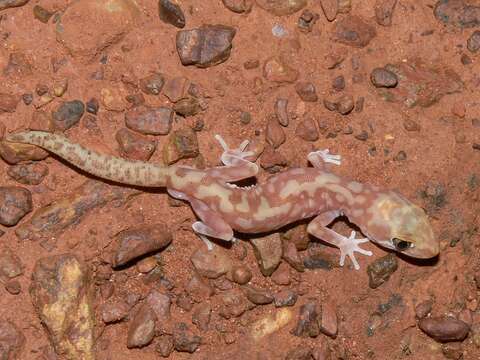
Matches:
[5,131,170,187]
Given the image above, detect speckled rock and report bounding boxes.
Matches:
[176,25,236,67]
[140,73,165,95]
[127,303,156,348]
[0,186,32,226]
[0,247,24,280]
[371,67,398,88]
[7,162,48,185]
[334,16,376,48]
[292,301,320,338]
[222,0,253,13]
[190,244,233,278]
[434,0,480,28]
[51,100,84,130]
[116,128,156,161]
[251,233,283,276]
[256,0,307,16]
[367,253,398,288]
[162,127,199,165]
[125,106,173,135]
[173,322,202,353]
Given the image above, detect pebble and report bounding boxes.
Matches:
[231,265,252,285]
[100,298,130,323]
[250,308,293,341]
[186,273,214,301]
[222,0,253,13]
[282,240,304,272]
[136,256,158,273]
[173,97,201,117]
[116,128,156,161]
[162,128,200,164]
[325,49,347,69]
[271,262,291,285]
[176,25,236,67]
[295,116,319,141]
[334,16,377,48]
[146,290,171,325]
[461,53,472,65]
[22,93,33,105]
[332,75,345,91]
[260,145,288,173]
[0,0,28,11]
[53,79,68,97]
[251,233,283,276]
[320,0,338,21]
[244,285,274,305]
[163,77,189,102]
[125,93,145,107]
[0,93,20,113]
[100,87,126,111]
[0,186,32,226]
[0,320,25,359]
[155,335,174,358]
[190,244,233,278]
[125,106,173,135]
[35,84,49,96]
[158,0,185,28]
[371,67,398,88]
[295,82,318,102]
[265,115,286,148]
[467,30,480,52]
[274,98,290,126]
[176,292,193,312]
[219,289,253,319]
[256,0,306,16]
[281,224,310,250]
[51,100,84,131]
[337,94,355,114]
[442,343,463,360]
[415,300,434,319]
[418,316,470,342]
[338,0,352,13]
[393,150,407,161]
[366,253,398,288]
[127,304,156,348]
[297,10,319,32]
[5,279,21,295]
[374,0,397,26]
[0,247,24,280]
[173,323,202,353]
[354,130,369,141]
[272,23,288,37]
[273,290,298,307]
[113,224,172,267]
[139,73,165,95]
[33,5,54,23]
[403,118,420,131]
[434,0,480,28]
[0,140,49,164]
[263,57,299,83]
[320,302,338,337]
[86,98,99,115]
[192,303,211,331]
[7,162,48,185]
[292,301,320,338]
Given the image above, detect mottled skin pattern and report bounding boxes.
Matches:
[6,131,439,270]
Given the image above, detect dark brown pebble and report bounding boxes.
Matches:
[139,73,165,95]
[273,290,298,307]
[22,93,33,105]
[334,16,376,48]
[158,0,185,28]
[173,322,202,353]
[51,100,85,131]
[240,111,252,125]
[222,0,253,14]
[418,316,470,343]
[243,59,259,69]
[415,299,433,319]
[371,67,398,88]
[0,186,32,226]
[33,5,54,23]
[355,96,365,112]
[366,253,398,288]
[332,75,345,91]
[354,130,369,141]
[467,30,480,53]
[7,162,49,185]
[35,84,49,96]
[403,118,420,131]
[86,98,99,115]
[173,97,201,117]
[297,9,319,32]
[473,143,480,150]
[461,53,473,65]
[295,82,318,102]
[374,0,397,26]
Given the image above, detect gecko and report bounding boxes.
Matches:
[5,131,439,270]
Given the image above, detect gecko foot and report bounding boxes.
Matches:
[337,231,372,270]
[214,134,254,165]
[308,149,342,166]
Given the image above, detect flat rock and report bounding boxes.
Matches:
[0,186,32,226]
[418,316,470,342]
[263,57,299,83]
[378,58,463,108]
[251,233,283,276]
[56,0,140,62]
[434,0,480,28]
[176,25,236,67]
[0,140,49,164]
[127,303,157,348]
[190,244,233,279]
[125,105,173,136]
[0,247,24,280]
[333,16,376,48]
[0,0,29,11]
[30,254,95,359]
[162,127,199,165]
[116,128,156,161]
[0,320,25,360]
[7,162,49,185]
[256,0,307,16]
[51,100,85,131]
[113,223,172,267]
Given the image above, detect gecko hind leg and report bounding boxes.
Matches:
[308,149,342,169]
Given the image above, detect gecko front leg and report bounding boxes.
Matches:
[307,210,373,270]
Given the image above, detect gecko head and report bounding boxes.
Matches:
[363,191,439,259]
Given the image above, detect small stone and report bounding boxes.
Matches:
[155,335,174,357]
[263,57,299,83]
[192,303,211,331]
[222,0,253,13]
[125,93,145,107]
[354,130,369,141]
[418,317,470,343]
[260,145,288,173]
[393,150,407,161]
[86,98,99,114]
[173,323,202,353]
[158,0,185,28]
[231,265,252,285]
[0,247,24,280]
[146,290,171,325]
[271,262,291,285]
[0,187,32,226]
[190,244,233,279]
[127,304,156,348]
[173,97,201,117]
[296,117,319,142]
[251,233,283,276]
[244,59,259,69]
[403,118,420,131]
[371,67,398,88]
[244,285,274,305]
[265,115,286,148]
[163,77,189,102]
[33,5,53,23]
[282,240,304,272]
[468,31,480,53]
[100,87,126,112]
[434,0,480,28]
[281,224,310,250]
[415,300,433,319]
[320,302,338,337]
[273,290,298,307]
[176,25,236,67]
[334,16,376,48]
[0,141,49,164]
[239,111,252,125]
[53,79,68,97]
[113,224,172,267]
[125,106,173,135]
[367,254,398,289]
[337,95,354,114]
[332,75,345,91]
[251,308,293,340]
[140,73,165,95]
[176,292,193,312]
[33,94,54,109]
[325,49,347,69]
[51,100,84,131]
[292,301,320,338]
[374,0,397,26]
[136,256,158,273]
[355,96,365,113]
[100,298,130,323]
[297,9,319,32]
[7,162,49,185]
[320,0,338,21]
[338,0,351,13]
[116,128,156,161]
[442,343,463,360]
[162,127,199,164]
[22,93,33,105]
[0,93,19,113]
[5,279,21,294]
[274,98,289,126]
[35,84,49,96]
[256,0,307,16]
[295,82,318,102]
[461,53,472,65]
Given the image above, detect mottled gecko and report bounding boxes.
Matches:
[6,131,439,270]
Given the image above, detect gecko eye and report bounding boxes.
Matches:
[392,238,413,251]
